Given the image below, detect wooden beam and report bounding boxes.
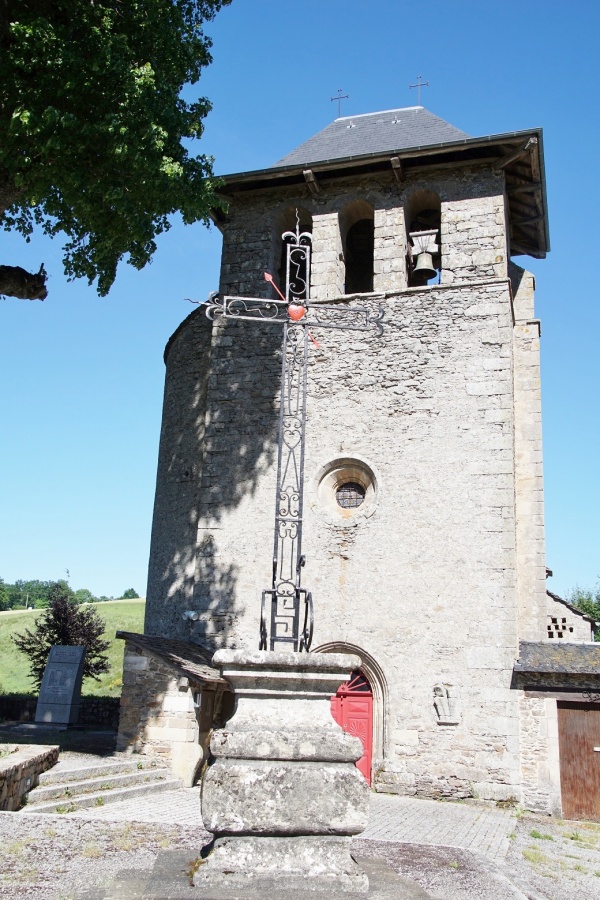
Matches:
[510,240,535,255]
[507,181,542,196]
[513,214,544,227]
[303,169,320,195]
[390,156,405,183]
[497,136,538,170]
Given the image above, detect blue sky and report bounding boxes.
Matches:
[1,0,598,599]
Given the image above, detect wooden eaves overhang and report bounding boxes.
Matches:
[211,128,550,260]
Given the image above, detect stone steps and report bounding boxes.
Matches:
[22,757,182,814]
[37,757,146,786]
[23,776,183,814]
[27,769,173,804]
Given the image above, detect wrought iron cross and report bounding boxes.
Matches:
[331,88,349,117]
[204,219,384,652]
[409,74,429,105]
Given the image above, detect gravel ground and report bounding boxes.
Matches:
[504,808,600,899]
[0,813,209,900]
[2,807,600,899]
[361,809,600,900]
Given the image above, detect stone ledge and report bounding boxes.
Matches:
[0,743,59,810]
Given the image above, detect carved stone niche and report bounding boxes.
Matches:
[433,683,461,725]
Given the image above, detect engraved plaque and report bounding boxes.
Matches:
[35,645,86,725]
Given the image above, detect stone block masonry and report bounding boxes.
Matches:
[197,650,369,892]
[143,151,555,811]
[154,277,525,803]
[0,743,58,810]
[117,639,232,786]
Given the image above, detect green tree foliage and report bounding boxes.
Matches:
[0,0,230,300]
[0,575,135,608]
[5,578,73,608]
[12,581,110,687]
[73,588,96,605]
[0,579,10,611]
[568,582,600,633]
[120,588,140,599]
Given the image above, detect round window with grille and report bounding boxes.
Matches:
[314,456,379,523]
[336,482,366,509]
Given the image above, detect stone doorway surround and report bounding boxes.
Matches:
[315,642,388,784]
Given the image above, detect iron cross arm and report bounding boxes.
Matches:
[205,293,385,335]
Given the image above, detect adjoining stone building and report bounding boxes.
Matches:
[118,106,600,819]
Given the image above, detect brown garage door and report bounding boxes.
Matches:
[557,702,600,821]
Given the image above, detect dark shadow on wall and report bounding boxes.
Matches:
[145,307,283,649]
[191,534,242,650]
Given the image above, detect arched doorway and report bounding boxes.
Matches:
[330,669,373,784]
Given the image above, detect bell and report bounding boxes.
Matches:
[413,251,437,281]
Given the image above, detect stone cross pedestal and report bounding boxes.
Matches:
[35,645,86,725]
[197,649,369,894]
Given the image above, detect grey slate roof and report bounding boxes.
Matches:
[274,106,470,168]
[116,631,228,685]
[514,641,600,675]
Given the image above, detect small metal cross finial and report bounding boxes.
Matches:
[409,74,429,105]
[331,88,349,118]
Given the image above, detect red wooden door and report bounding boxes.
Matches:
[557,702,600,821]
[331,670,373,785]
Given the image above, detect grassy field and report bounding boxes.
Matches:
[0,599,145,697]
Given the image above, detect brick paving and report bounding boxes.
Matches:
[70,787,515,863]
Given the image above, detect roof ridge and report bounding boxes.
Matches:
[336,106,423,122]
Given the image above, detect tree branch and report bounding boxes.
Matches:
[0,264,48,300]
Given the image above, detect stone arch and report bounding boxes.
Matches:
[271,206,313,299]
[314,641,388,766]
[405,189,441,286]
[339,200,375,294]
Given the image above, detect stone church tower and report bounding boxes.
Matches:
[118,107,600,819]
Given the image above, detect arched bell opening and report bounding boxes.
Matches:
[405,190,441,287]
[315,641,388,784]
[272,207,313,301]
[339,200,375,294]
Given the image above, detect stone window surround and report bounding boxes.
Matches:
[312,455,379,526]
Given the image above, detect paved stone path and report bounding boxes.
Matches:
[362,793,514,862]
[70,788,514,863]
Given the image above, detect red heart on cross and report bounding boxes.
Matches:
[288,304,306,321]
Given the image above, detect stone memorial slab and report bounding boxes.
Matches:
[35,645,86,725]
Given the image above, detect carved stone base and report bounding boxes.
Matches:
[195,836,368,892]
[197,650,369,892]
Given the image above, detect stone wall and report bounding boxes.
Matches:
[0,744,59,811]
[152,278,525,801]
[144,161,552,807]
[217,166,505,301]
[117,643,230,785]
[545,594,593,642]
[144,308,214,640]
[518,695,561,815]
[0,696,120,729]
[511,263,547,644]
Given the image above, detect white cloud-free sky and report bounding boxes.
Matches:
[1,0,598,599]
